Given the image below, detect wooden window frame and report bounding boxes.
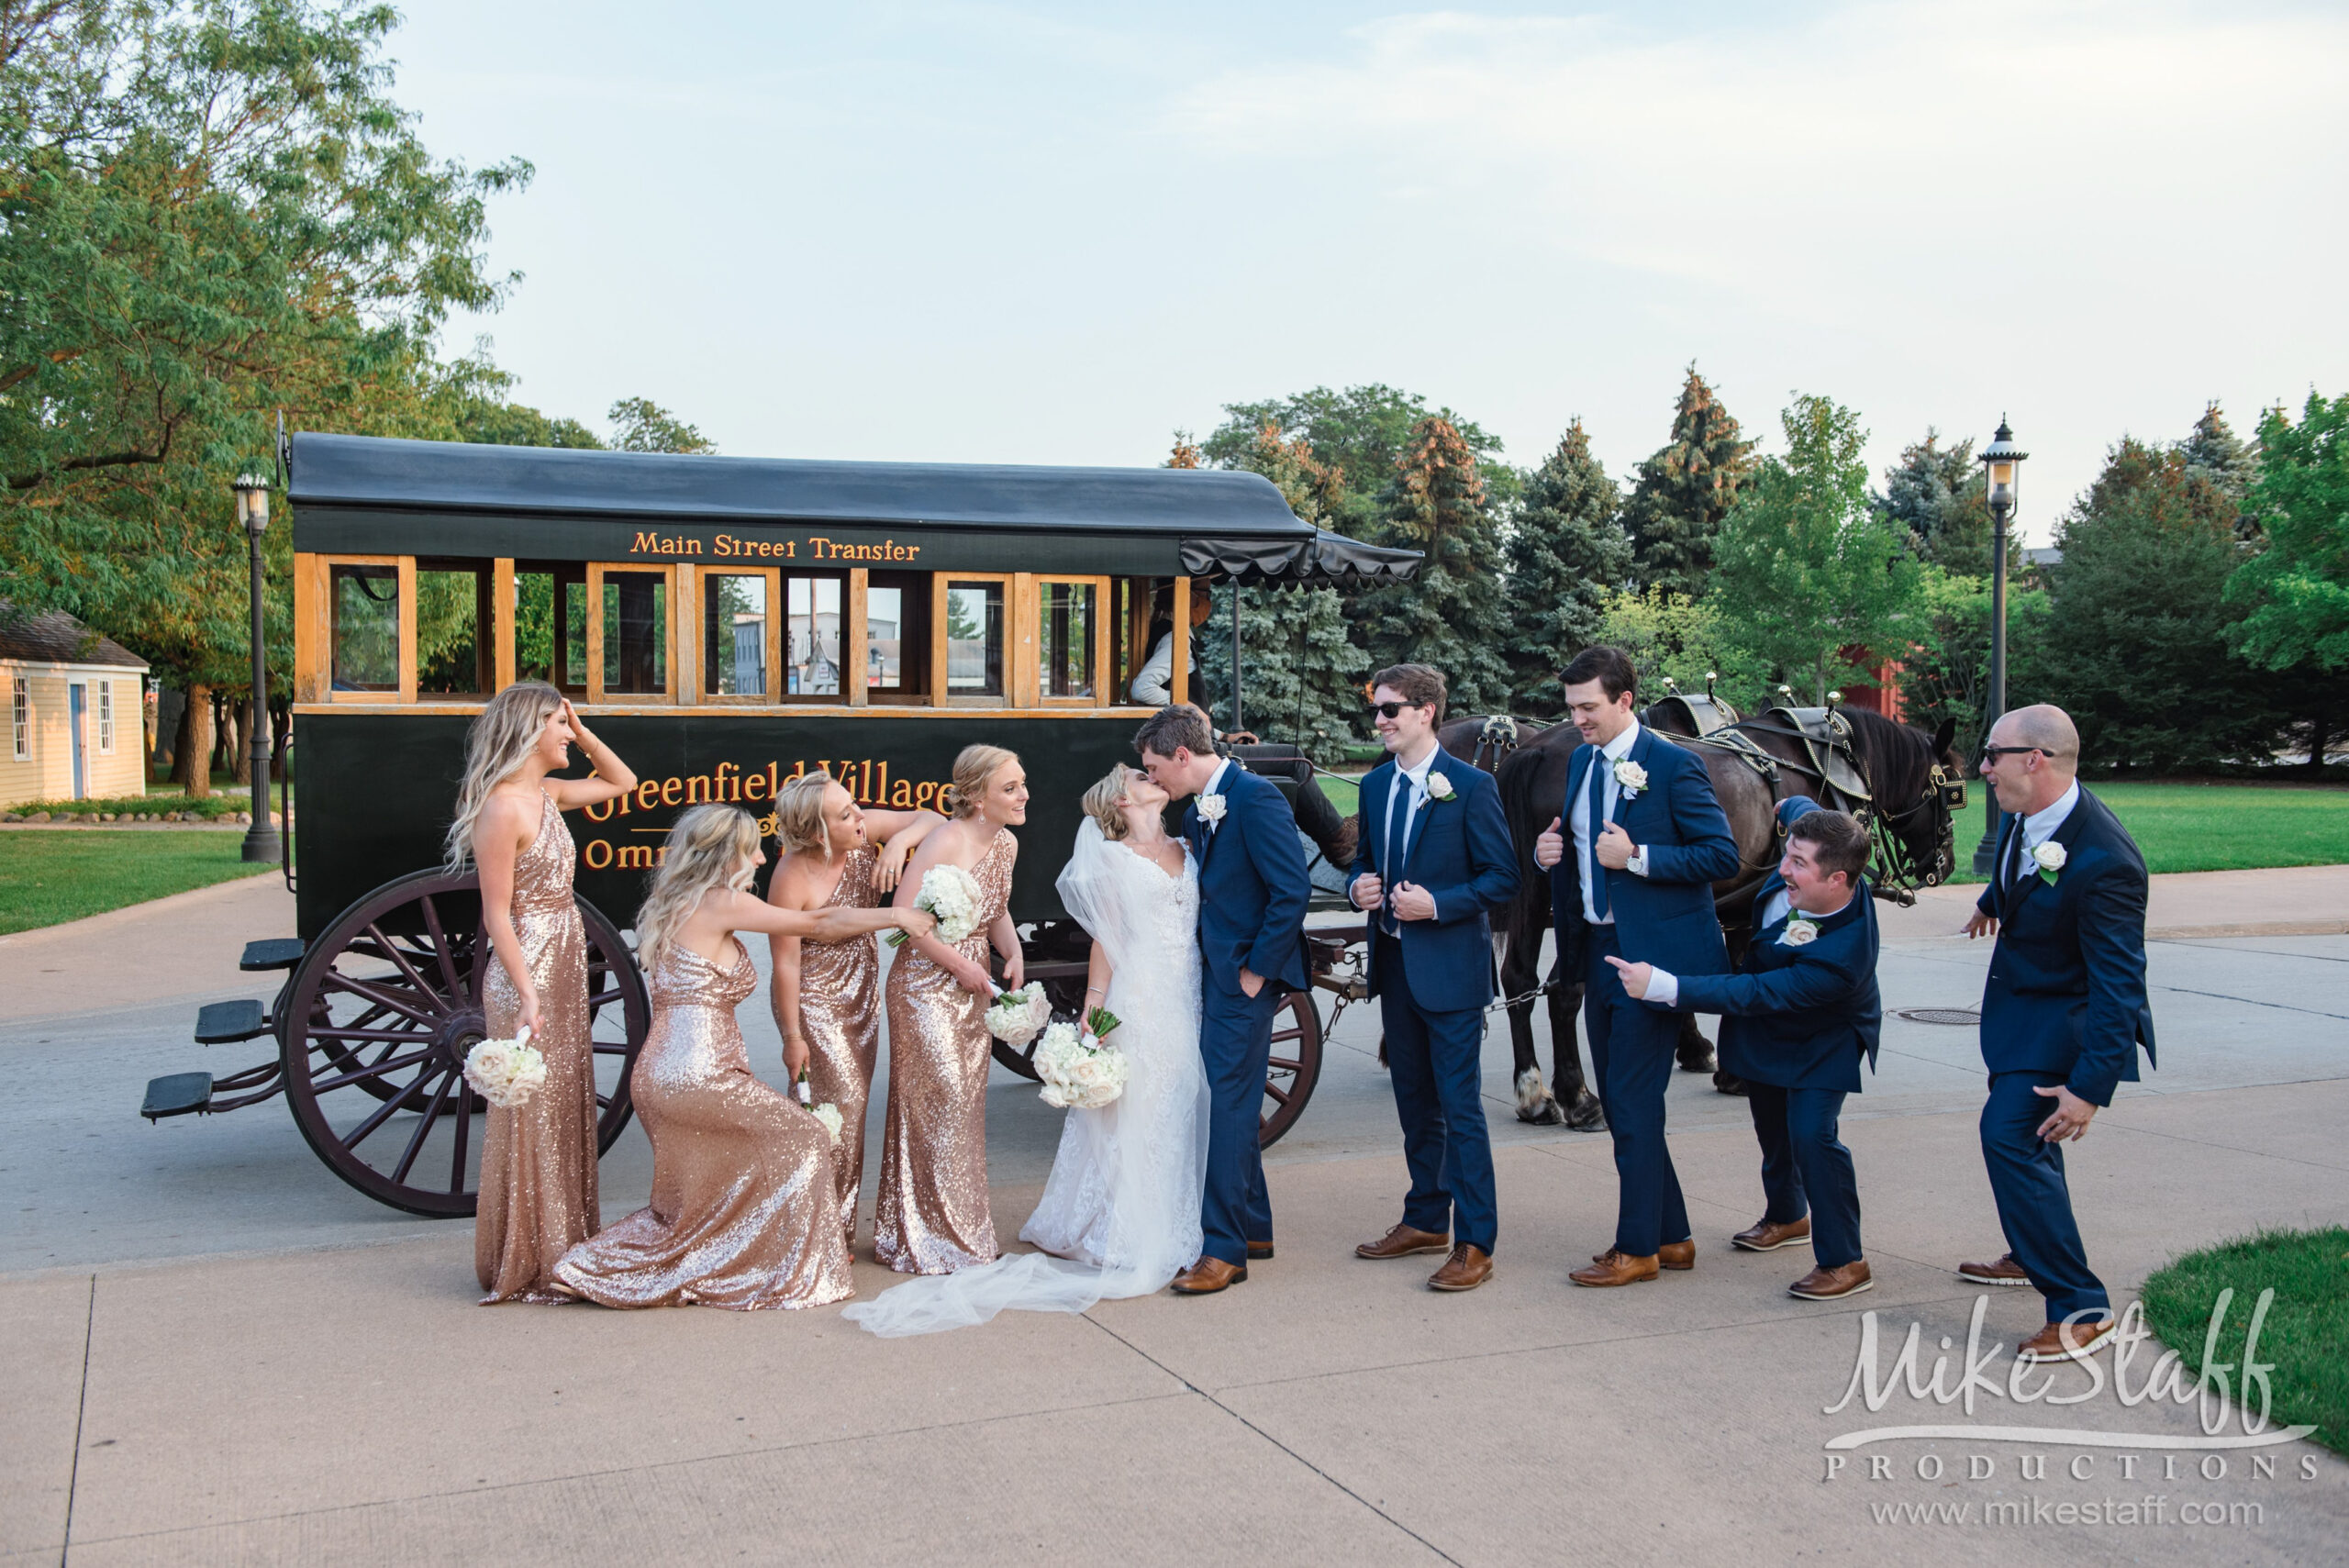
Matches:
[1170,576,1193,710]
[696,565,784,706]
[303,554,410,705]
[862,569,930,707]
[507,559,589,696]
[10,673,28,761]
[584,562,682,707]
[96,680,114,754]
[413,556,497,702]
[933,573,1015,708]
[777,569,852,706]
[1033,573,1114,708]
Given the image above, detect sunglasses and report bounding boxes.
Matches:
[1366,700,1429,719]
[1977,744,2043,765]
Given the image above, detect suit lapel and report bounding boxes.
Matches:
[1609,727,1653,827]
[1399,753,1444,877]
[2005,795,2087,920]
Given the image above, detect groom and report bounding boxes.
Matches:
[1138,703,1311,1296]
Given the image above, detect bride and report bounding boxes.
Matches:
[842,763,1208,1336]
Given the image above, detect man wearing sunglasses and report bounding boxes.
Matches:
[1958,703,2154,1364]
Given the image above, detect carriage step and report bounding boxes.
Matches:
[239,938,305,972]
[141,1072,216,1120]
[194,999,269,1044]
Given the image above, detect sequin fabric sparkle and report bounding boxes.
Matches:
[476,788,599,1303]
[874,827,1015,1274]
[790,842,882,1247]
[552,939,853,1309]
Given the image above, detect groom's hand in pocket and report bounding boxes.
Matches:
[1239,966,1264,998]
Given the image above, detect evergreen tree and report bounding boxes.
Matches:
[1873,428,2000,572]
[1620,365,1754,596]
[2182,401,2260,506]
[2228,390,2349,772]
[1203,384,1517,537]
[1353,416,1512,715]
[1503,420,1631,715]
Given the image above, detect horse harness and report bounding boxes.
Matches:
[1465,713,1545,774]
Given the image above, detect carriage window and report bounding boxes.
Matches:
[417,560,492,695]
[330,564,399,691]
[513,566,586,693]
[785,574,843,697]
[945,581,1004,697]
[865,570,929,702]
[1040,580,1095,698]
[704,573,769,697]
[600,571,669,695]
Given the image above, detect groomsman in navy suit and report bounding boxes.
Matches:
[1347,664,1519,1292]
[1534,647,1741,1287]
[1959,704,2154,1364]
[1608,800,1882,1300]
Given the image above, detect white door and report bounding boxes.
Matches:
[69,683,88,799]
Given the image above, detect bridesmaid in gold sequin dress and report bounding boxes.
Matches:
[551,806,934,1309]
[875,744,1029,1274]
[450,684,638,1304]
[766,771,943,1248]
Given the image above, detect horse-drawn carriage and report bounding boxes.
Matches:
[139,431,1419,1216]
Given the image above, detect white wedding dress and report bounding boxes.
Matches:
[841,821,1208,1337]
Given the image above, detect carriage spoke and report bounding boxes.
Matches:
[585,986,625,1008]
[340,1069,431,1151]
[391,1069,458,1184]
[1267,1055,1302,1072]
[306,1048,436,1096]
[308,1026,433,1046]
[365,923,447,1008]
[418,895,468,1002]
[322,972,441,1026]
[1262,1081,1291,1106]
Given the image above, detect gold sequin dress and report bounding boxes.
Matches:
[874,828,1016,1274]
[552,939,853,1310]
[792,843,883,1247]
[476,788,598,1304]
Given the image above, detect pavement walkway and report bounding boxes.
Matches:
[3,871,2344,1565]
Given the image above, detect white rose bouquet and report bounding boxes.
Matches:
[463,1025,549,1109]
[886,862,984,947]
[809,1102,845,1145]
[1033,1019,1129,1110]
[985,982,1052,1046]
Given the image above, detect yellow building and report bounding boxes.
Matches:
[1,606,150,808]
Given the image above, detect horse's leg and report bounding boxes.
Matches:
[1502,918,1566,1125]
[1552,968,1604,1130]
[1675,1014,1719,1075]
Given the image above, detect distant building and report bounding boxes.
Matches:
[2023,546,2063,571]
[0,605,150,807]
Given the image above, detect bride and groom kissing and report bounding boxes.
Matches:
[845,669,1517,1335]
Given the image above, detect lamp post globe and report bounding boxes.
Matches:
[1970,419,2027,875]
[233,473,281,863]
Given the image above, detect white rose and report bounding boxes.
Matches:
[1197,795,1228,824]
[1424,773,1455,802]
[1612,759,1649,795]
[2033,841,2067,875]
[1780,917,1820,948]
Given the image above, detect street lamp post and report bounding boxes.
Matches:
[233,473,280,864]
[1970,418,2027,875]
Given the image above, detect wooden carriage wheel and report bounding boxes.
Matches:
[278,869,650,1218]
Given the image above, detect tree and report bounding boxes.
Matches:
[1708,394,1922,703]
[2228,390,2349,771]
[1592,586,1772,713]
[1873,428,2003,573]
[1203,384,1517,537]
[1503,419,1631,715]
[608,397,714,454]
[2182,401,2260,510]
[2034,437,2271,771]
[1353,416,1512,716]
[1893,568,2054,760]
[1620,364,1754,596]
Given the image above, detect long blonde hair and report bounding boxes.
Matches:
[945,743,1019,819]
[1081,762,1135,841]
[444,681,563,873]
[632,804,760,973]
[773,769,836,858]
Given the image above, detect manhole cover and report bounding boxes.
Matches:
[1897,1007,1981,1026]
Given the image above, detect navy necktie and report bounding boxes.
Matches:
[1382,774,1407,937]
[1587,755,1611,919]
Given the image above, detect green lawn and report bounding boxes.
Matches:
[0,829,277,934]
[2142,1228,2348,1455]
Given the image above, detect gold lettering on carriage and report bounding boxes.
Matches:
[626,529,922,562]
[577,756,950,872]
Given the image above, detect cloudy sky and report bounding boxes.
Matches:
[395,0,2347,542]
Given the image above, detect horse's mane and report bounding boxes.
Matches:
[1841,706,1935,800]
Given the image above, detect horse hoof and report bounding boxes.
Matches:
[1518,1095,1569,1127]
[1676,1049,1718,1074]
[1713,1072,1749,1096]
[1563,1090,1607,1132]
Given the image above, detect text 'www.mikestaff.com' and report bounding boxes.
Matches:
[1868,1497,2264,1528]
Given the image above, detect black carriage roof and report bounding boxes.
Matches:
[286,432,1420,584]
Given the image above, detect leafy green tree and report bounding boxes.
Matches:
[1350,416,1512,715]
[1893,568,2054,759]
[1620,365,1754,596]
[1503,419,1631,715]
[1203,384,1516,537]
[609,396,715,454]
[2228,390,2349,771]
[1708,395,1921,703]
[1592,586,1771,713]
[2035,437,2271,771]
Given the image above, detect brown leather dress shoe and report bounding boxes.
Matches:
[2015,1317,2118,1363]
[1957,1251,2032,1286]
[1787,1260,1874,1300]
[1569,1250,1660,1287]
[1356,1223,1451,1260]
[1732,1217,1812,1252]
[1428,1244,1493,1292]
[1169,1257,1247,1295]
[1247,1240,1275,1261]
[1657,1240,1696,1271]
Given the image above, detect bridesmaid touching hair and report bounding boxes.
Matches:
[445,683,636,1304]
[552,806,937,1309]
[874,744,1028,1275]
[765,770,944,1250]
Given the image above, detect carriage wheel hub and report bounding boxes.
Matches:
[434,1006,487,1067]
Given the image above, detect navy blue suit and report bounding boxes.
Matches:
[1350,749,1519,1251]
[1974,786,2154,1320]
[1671,799,1880,1268]
[1549,726,1741,1257]
[1186,762,1312,1267]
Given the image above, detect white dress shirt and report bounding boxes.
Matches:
[1200,756,1233,825]
[1370,741,1442,924]
[1569,720,1652,926]
[2006,781,2080,886]
[1129,631,1174,706]
[1645,885,1855,1008]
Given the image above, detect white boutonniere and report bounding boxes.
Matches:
[1197,794,1227,826]
[1423,773,1455,804]
[1612,759,1648,798]
[2032,841,2066,884]
[1780,917,1820,948]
